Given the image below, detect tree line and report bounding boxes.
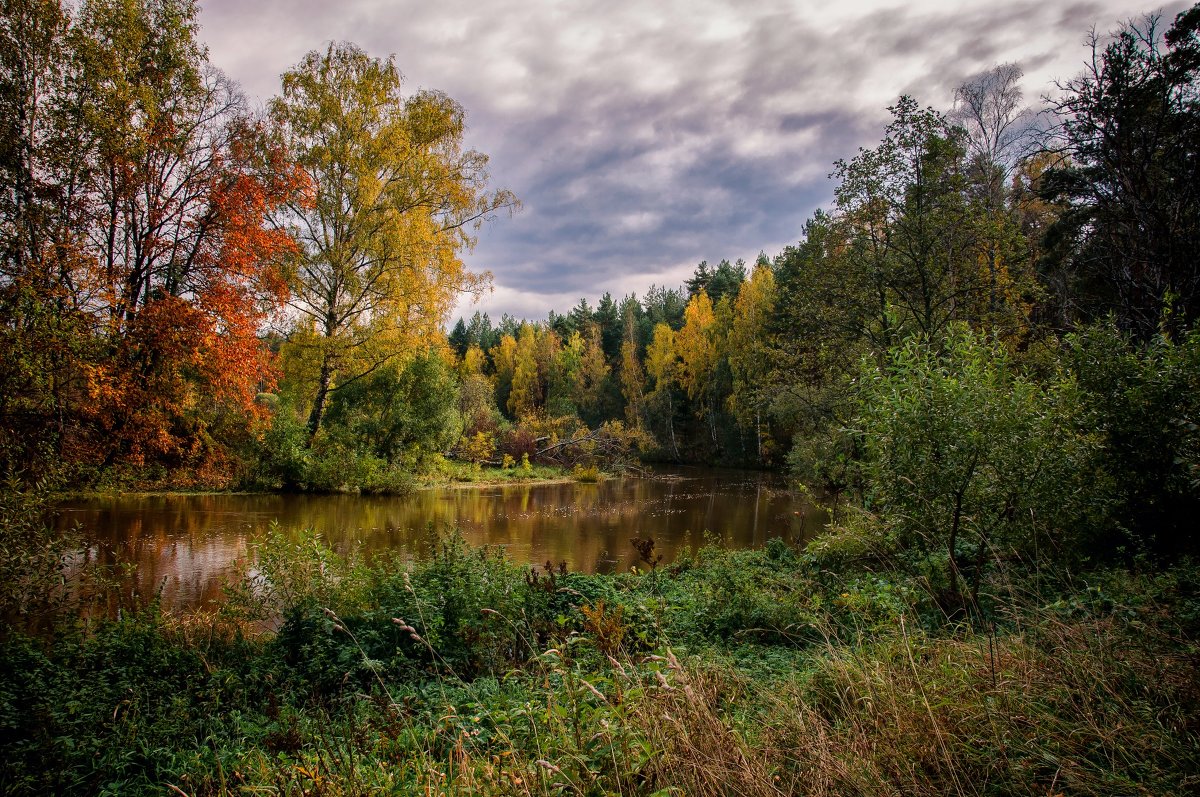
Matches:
[2,0,1198,563]
[446,6,1198,477]
[439,4,1200,577]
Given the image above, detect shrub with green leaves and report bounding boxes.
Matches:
[1066,324,1200,555]
[850,326,1106,609]
[254,352,461,493]
[323,352,463,468]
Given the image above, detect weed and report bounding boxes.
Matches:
[1,538,1197,795]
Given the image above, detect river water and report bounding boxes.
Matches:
[55,468,826,612]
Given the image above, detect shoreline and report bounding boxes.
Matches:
[54,470,592,500]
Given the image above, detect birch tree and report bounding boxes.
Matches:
[270,42,516,440]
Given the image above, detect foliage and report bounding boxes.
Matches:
[269,41,515,440]
[0,0,299,483]
[456,431,496,466]
[849,325,1105,610]
[323,350,462,467]
[6,1,1200,792]
[255,397,417,494]
[571,463,602,482]
[0,470,77,622]
[1041,6,1200,338]
[2,535,1198,796]
[1065,323,1200,554]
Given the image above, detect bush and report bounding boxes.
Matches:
[0,471,80,623]
[571,464,601,482]
[456,431,496,466]
[1066,324,1200,555]
[850,326,1106,611]
[2,533,1198,796]
[324,352,463,467]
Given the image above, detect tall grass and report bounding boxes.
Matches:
[1,533,1197,795]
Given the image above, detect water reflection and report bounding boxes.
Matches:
[56,469,826,612]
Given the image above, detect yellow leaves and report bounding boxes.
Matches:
[490,333,519,388]
[272,42,513,436]
[645,323,677,388]
[619,336,646,428]
[727,262,777,419]
[676,291,717,401]
[572,325,610,414]
[461,345,488,377]
[458,431,495,465]
[507,324,541,419]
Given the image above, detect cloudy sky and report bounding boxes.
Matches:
[197,0,1186,322]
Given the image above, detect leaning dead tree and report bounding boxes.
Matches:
[535,422,647,471]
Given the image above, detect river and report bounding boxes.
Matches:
[55,468,826,612]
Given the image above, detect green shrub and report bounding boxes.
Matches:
[323,352,463,467]
[851,325,1107,611]
[1066,324,1200,555]
[1,533,1197,796]
[0,471,80,621]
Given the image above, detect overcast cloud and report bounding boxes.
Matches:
[197,0,1188,321]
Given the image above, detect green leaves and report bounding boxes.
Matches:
[852,325,1104,605]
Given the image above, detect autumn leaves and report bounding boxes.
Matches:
[0,2,511,484]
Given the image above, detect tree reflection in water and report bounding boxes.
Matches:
[55,469,827,612]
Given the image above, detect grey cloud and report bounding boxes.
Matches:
[197,0,1164,319]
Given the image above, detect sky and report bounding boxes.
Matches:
[196,0,1188,323]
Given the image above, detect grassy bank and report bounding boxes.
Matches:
[1,532,1197,796]
[415,460,592,488]
[57,461,591,501]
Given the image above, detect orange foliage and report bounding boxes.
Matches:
[79,126,306,477]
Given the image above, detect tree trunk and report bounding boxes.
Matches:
[306,357,335,444]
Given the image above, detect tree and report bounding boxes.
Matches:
[594,292,622,362]
[507,323,540,418]
[1,0,299,477]
[727,260,776,461]
[766,212,863,444]
[0,0,69,279]
[489,332,518,414]
[82,0,300,469]
[618,304,646,429]
[685,258,745,303]
[323,350,461,465]
[0,0,77,474]
[1041,6,1200,337]
[644,322,680,459]
[270,42,516,441]
[448,317,470,357]
[460,344,487,377]
[953,64,1041,341]
[641,284,686,334]
[1066,324,1200,554]
[854,326,1099,613]
[832,96,978,346]
[573,324,610,424]
[675,290,720,442]
[952,63,1036,197]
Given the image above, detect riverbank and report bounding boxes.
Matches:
[56,461,590,500]
[51,469,820,613]
[2,532,1197,796]
[414,460,586,489]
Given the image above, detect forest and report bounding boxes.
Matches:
[1,0,1200,794]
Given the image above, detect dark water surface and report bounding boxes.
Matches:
[56,468,826,612]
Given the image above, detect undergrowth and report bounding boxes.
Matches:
[1,531,1197,796]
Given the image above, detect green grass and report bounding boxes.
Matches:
[1,534,1197,796]
[419,459,579,486]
